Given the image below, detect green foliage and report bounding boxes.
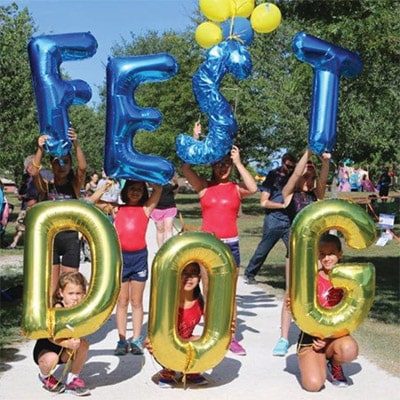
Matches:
[1,1,398,183]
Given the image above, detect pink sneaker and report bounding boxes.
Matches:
[229,338,246,356]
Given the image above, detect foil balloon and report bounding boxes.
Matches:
[21,200,122,340]
[104,54,177,185]
[28,32,98,157]
[148,231,237,373]
[292,32,363,155]
[176,40,252,164]
[290,199,376,339]
[221,17,254,46]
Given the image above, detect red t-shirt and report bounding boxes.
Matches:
[317,273,344,308]
[114,206,149,251]
[178,298,203,339]
[200,182,241,239]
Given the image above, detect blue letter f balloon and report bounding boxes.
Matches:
[28,32,98,157]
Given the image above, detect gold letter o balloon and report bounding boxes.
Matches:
[21,200,122,339]
[148,231,236,373]
[290,199,376,339]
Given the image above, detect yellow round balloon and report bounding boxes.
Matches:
[290,199,376,339]
[195,21,223,48]
[199,0,232,22]
[21,200,122,340]
[230,0,255,18]
[250,2,282,33]
[148,231,237,373]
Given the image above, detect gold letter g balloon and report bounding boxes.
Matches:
[290,199,376,339]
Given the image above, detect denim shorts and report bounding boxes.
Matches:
[121,248,148,282]
[221,237,241,267]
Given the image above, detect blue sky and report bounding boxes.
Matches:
[9,0,198,106]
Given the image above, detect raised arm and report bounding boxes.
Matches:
[282,148,312,203]
[315,153,331,199]
[69,127,87,197]
[144,184,162,216]
[232,146,258,198]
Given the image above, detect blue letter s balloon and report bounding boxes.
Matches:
[176,40,252,164]
[28,32,98,157]
[104,54,177,184]
[292,32,362,155]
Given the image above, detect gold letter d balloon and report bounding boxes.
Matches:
[290,199,376,339]
[21,200,122,339]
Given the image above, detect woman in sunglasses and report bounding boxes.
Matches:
[181,121,258,356]
[31,127,87,291]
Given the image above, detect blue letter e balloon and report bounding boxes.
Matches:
[28,32,98,157]
[104,54,177,185]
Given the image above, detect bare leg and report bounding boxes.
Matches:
[298,346,327,392]
[115,282,129,341]
[130,280,146,340]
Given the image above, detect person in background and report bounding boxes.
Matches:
[145,262,207,388]
[182,121,258,356]
[96,169,122,220]
[296,234,358,391]
[272,148,330,357]
[31,127,87,292]
[244,152,297,285]
[377,166,391,200]
[33,271,90,396]
[151,175,179,248]
[113,180,162,356]
[85,170,99,193]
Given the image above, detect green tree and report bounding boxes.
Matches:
[0,3,37,182]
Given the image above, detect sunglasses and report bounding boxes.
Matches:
[284,163,295,169]
[213,161,233,168]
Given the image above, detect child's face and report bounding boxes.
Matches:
[318,242,342,273]
[59,282,86,307]
[126,183,144,203]
[181,265,200,291]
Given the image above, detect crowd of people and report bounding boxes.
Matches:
[1,122,386,394]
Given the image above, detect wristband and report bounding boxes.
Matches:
[32,160,42,170]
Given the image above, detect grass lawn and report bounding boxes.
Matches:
[1,190,399,376]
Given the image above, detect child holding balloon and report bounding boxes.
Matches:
[113,180,162,356]
[144,262,208,387]
[33,271,90,396]
[294,234,359,391]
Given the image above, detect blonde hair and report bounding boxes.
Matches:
[52,271,88,306]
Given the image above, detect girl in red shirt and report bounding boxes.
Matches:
[113,180,162,356]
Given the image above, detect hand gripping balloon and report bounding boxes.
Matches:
[175,40,252,164]
[104,54,177,184]
[148,231,237,373]
[28,32,98,158]
[21,200,122,339]
[290,199,376,339]
[292,32,363,155]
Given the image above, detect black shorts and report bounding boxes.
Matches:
[33,338,64,365]
[53,230,80,267]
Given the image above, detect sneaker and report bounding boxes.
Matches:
[244,275,257,285]
[39,374,65,393]
[229,337,246,355]
[185,373,208,386]
[158,369,176,388]
[65,377,91,396]
[114,339,129,355]
[272,337,289,356]
[130,336,144,355]
[327,359,349,387]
